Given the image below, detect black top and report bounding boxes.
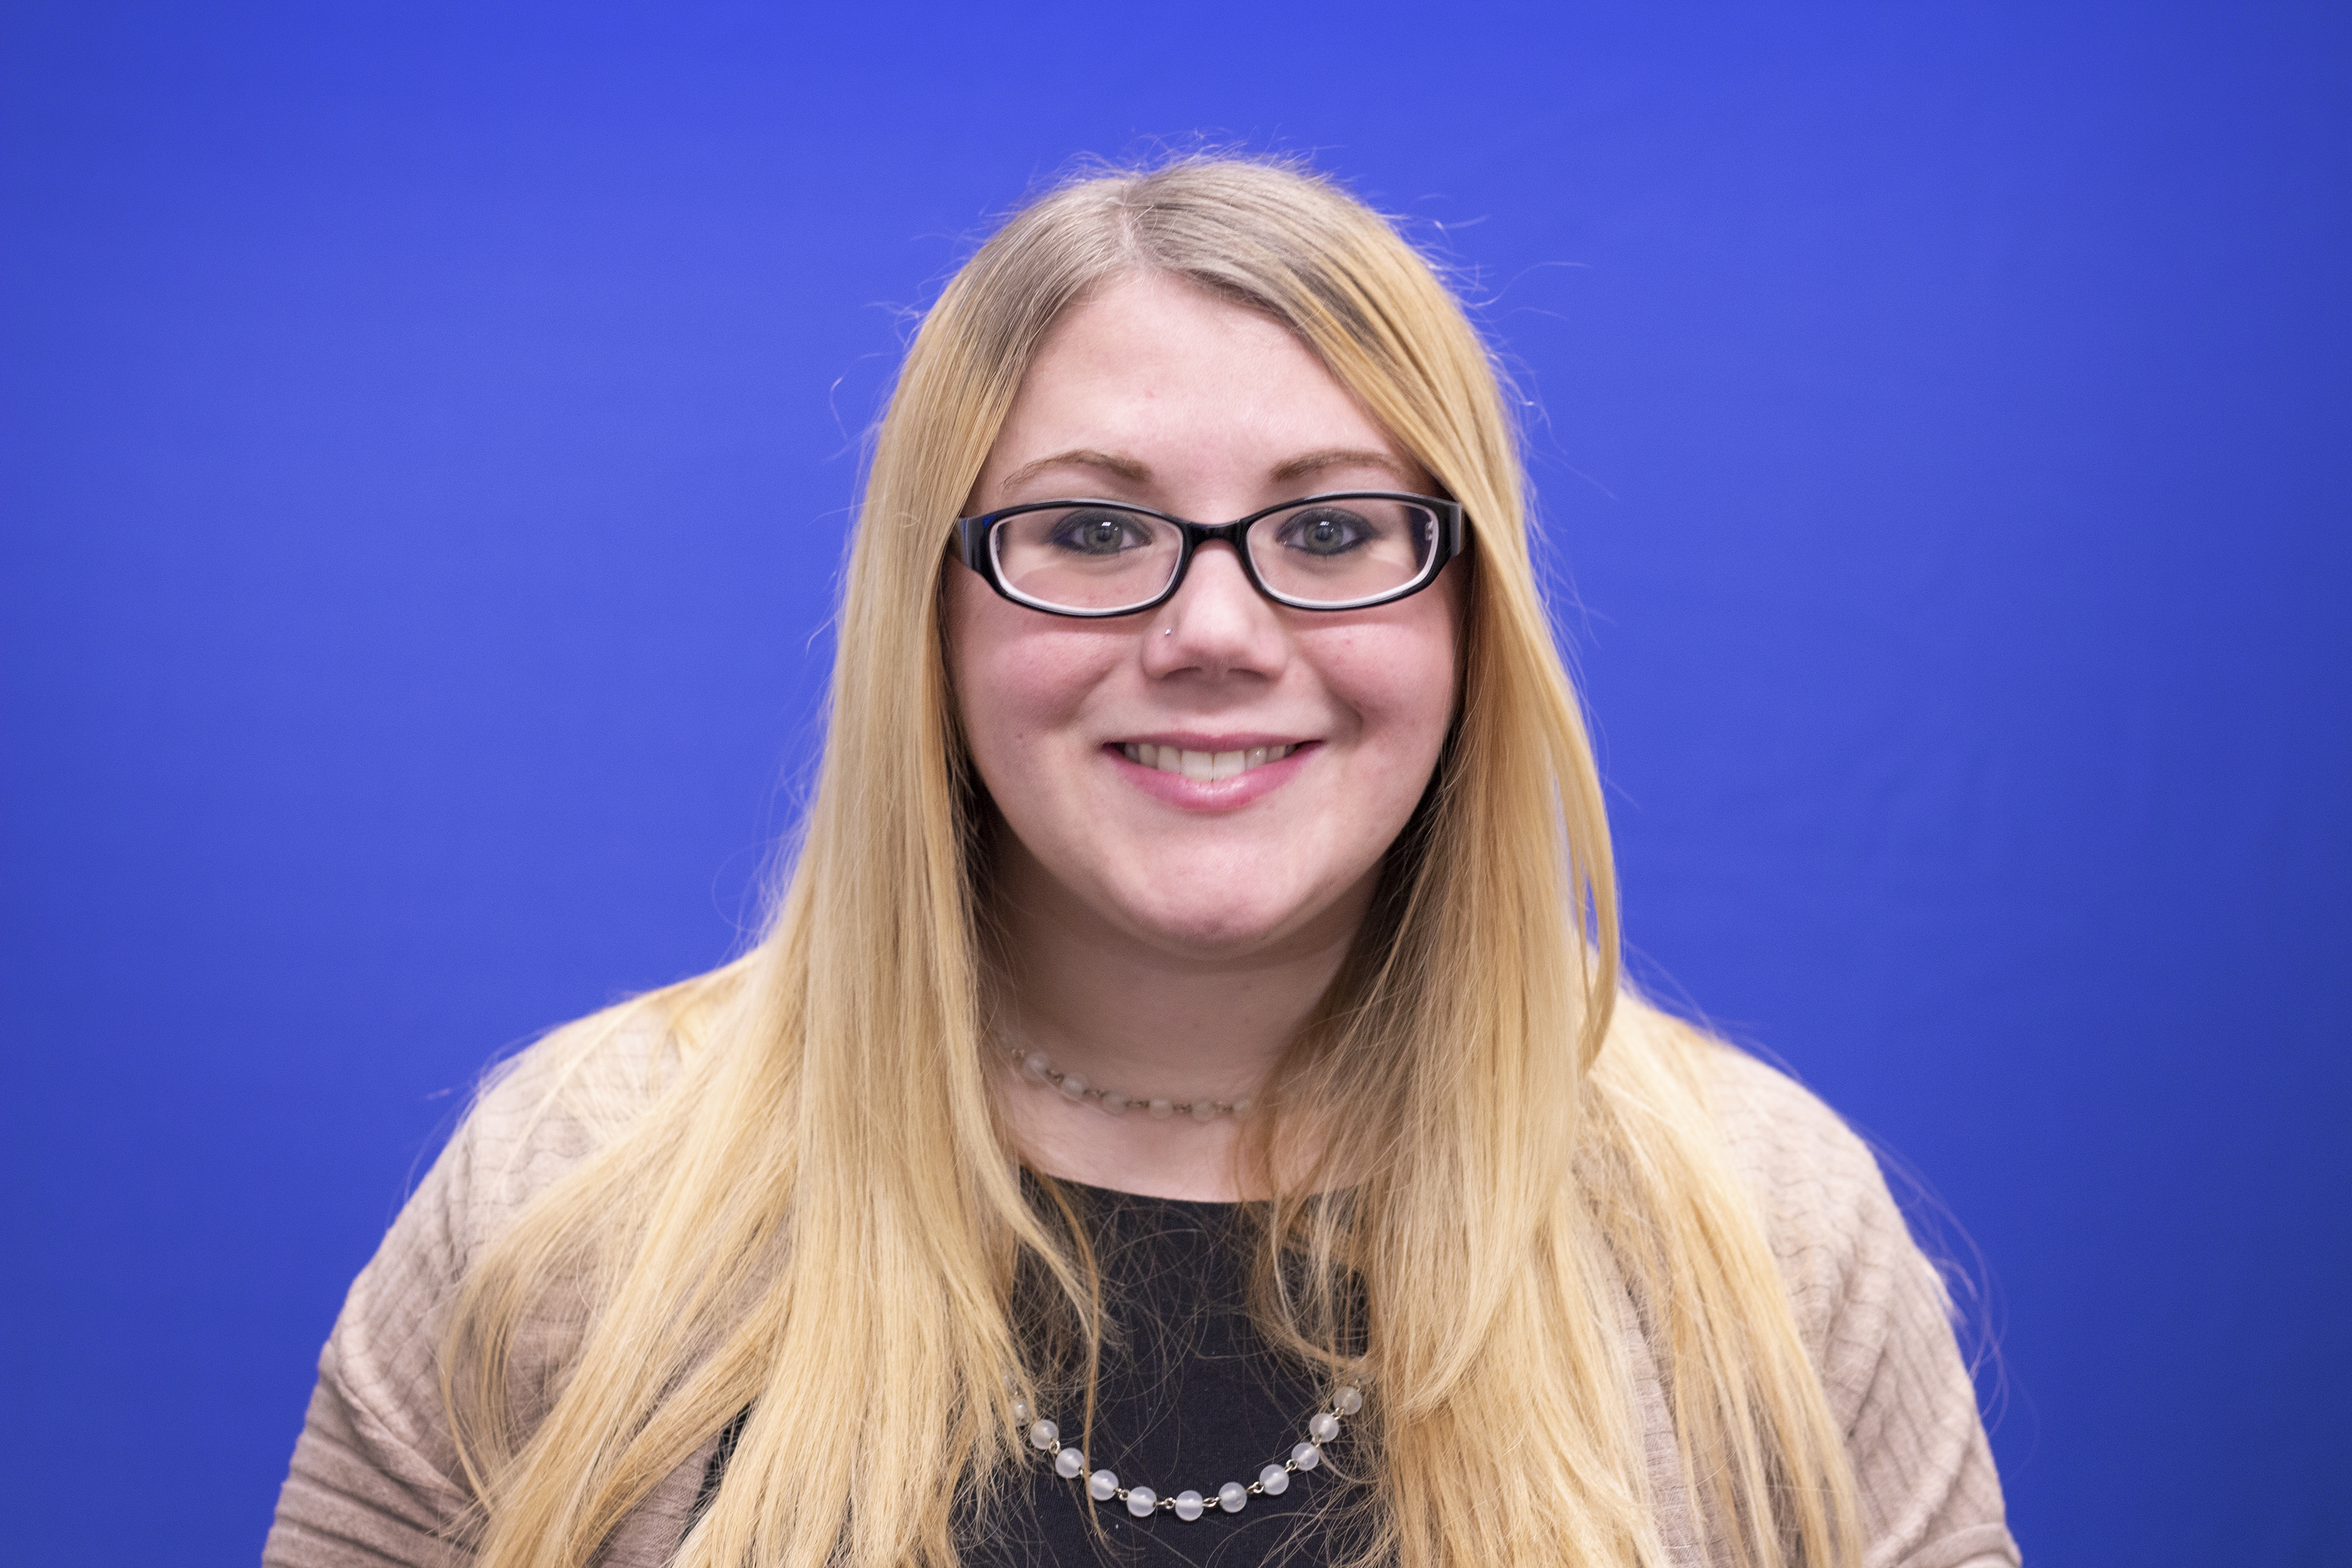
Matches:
[694,1181,1360,1567]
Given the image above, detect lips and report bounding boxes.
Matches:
[1118,742,1299,783]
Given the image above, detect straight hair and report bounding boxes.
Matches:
[441,155,1863,1568]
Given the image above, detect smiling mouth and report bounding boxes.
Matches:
[1119,742,1299,783]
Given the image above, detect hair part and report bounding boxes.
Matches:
[440,154,1863,1568]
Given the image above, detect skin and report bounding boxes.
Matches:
[945,270,1462,1200]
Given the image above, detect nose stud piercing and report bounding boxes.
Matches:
[1163,628,1173,637]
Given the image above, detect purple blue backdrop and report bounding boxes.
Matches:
[3,3,2346,1563]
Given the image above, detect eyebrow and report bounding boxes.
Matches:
[999,444,1414,495]
[996,448,1151,491]
[1269,446,1415,485]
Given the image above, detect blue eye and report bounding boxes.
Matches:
[1275,507,1375,556]
[1047,510,1151,555]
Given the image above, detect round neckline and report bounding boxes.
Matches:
[1026,1168,1256,1213]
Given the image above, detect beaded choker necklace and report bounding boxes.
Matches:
[1013,1383,1364,1522]
[1001,1039,1256,1124]
[998,1037,1345,1519]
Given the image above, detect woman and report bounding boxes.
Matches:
[267,157,2017,1568]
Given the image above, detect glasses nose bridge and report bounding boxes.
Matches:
[1183,515,1253,551]
[1164,514,1269,611]
[1171,515,1259,598]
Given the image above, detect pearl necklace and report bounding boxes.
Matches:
[1002,1040,1256,1123]
[1012,1384,1364,1521]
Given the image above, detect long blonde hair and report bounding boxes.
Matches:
[442,155,1862,1568]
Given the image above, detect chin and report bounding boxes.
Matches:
[1119,889,1329,958]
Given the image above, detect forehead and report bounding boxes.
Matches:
[977,270,1417,500]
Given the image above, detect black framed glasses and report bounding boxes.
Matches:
[954,492,1467,617]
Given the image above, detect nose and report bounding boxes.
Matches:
[1142,542,1286,680]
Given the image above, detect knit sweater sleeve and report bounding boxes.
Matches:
[262,1073,504,1567]
[1710,1048,2021,1568]
[261,1023,711,1568]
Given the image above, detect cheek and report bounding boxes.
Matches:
[1313,617,1461,767]
[1364,665,1460,786]
[945,573,1120,783]
[1386,580,1467,764]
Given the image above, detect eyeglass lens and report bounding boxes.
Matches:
[988,498,1442,613]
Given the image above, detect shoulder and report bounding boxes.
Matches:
[333,1003,684,1357]
[1696,1043,1948,1387]
[438,1004,685,1252]
[264,1007,696,1565]
[1701,1048,1912,1284]
[1693,1044,2019,1567]
[326,1009,683,1420]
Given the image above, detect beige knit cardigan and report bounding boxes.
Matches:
[264,1026,2021,1568]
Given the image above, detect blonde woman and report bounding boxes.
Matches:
[266,157,2017,1568]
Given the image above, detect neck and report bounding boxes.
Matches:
[986,842,1369,1202]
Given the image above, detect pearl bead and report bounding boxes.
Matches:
[1148,1098,1174,1120]
[1058,1073,1088,1103]
[1231,1096,1254,1118]
[1024,1385,1350,1521]
[1022,1051,1052,1081]
[1189,1099,1218,1122]
[1101,1091,1128,1115]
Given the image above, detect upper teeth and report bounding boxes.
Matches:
[1120,743,1296,783]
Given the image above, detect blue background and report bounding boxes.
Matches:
[3,3,2346,1563]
